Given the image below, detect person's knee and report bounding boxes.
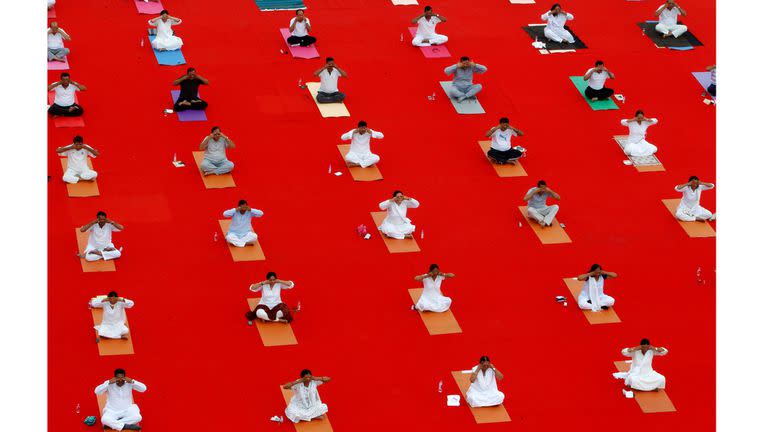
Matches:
[223,161,235,171]
[255,309,269,321]
[85,254,101,262]
[474,84,483,91]
[550,204,560,211]
[335,92,346,101]
[411,37,421,46]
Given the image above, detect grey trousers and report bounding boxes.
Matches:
[447,84,482,99]
[48,47,70,61]
[200,158,234,175]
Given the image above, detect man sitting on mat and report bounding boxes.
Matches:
[90,292,134,343]
[313,57,347,103]
[674,176,716,222]
[378,190,420,239]
[48,72,86,117]
[705,65,716,97]
[341,120,384,168]
[655,1,688,39]
[148,10,183,51]
[444,56,487,102]
[524,180,561,227]
[411,6,448,47]
[288,10,316,47]
[283,370,331,423]
[47,22,71,63]
[56,135,98,184]
[621,110,659,157]
[583,60,615,101]
[485,117,524,165]
[223,200,264,247]
[414,264,455,313]
[199,126,235,176]
[173,68,208,111]
[245,272,296,324]
[466,356,505,407]
[576,264,618,311]
[541,4,575,44]
[613,339,669,393]
[94,368,147,431]
[78,211,123,262]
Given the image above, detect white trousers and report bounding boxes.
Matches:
[85,244,122,261]
[101,405,142,430]
[412,33,448,47]
[255,309,285,321]
[344,151,380,168]
[676,205,714,221]
[578,294,615,310]
[544,27,574,43]
[63,167,97,184]
[226,231,258,247]
[528,205,559,226]
[655,23,688,38]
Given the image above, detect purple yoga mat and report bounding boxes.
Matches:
[48,57,70,71]
[692,71,715,100]
[134,0,164,14]
[408,27,451,58]
[279,28,320,59]
[170,90,207,122]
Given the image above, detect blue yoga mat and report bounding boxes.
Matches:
[255,0,306,11]
[148,36,186,66]
[569,76,619,111]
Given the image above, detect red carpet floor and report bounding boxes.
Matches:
[48,0,716,430]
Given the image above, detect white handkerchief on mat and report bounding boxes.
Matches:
[447,395,461,406]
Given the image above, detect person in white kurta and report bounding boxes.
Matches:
[466,356,505,407]
[78,212,123,261]
[674,176,716,221]
[246,272,295,323]
[378,191,420,239]
[341,121,384,168]
[411,6,448,46]
[576,265,618,311]
[414,264,455,312]
[541,5,575,44]
[283,371,331,423]
[56,135,98,183]
[621,110,659,157]
[613,340,669,391]
[223,200,264,247]
[655,1,688,38]
[94,370,147,431]
[90,292,134,342]
[148,11,183,51]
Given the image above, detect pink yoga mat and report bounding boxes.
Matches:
[279,28,319,59]
[48,7,56,19]
[134,0,164,14]
[48,92,85,128]
[408,27,450,58]
[48,57,70,71]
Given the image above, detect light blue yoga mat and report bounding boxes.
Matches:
[148,36,186,66]
[569,76,619,111]
[255,0,306,11]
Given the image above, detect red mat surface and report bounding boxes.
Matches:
[48,1,716,431]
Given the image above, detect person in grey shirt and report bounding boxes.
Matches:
[523,180,561,227]
[199,126,235,176]
[444,56,487,102]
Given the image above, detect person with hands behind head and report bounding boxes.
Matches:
[655,1,688,39]
[48,72,86,117]
[613,339,669,392]
[288,10,316,47]
[47,21,71,62]
[341,120,384,168]
[524,180,561,227]
[56,135,98,184]
[94,368,147,431]
[485,117,524,165]
[583,60,615,101]
[378,190,421,239]
[444,56,487,102]
[173,68,209,111]
[413,264,455,313]
[674,176,716,222]
[313,57,347,103]
[620,110,659,157]
[89,291,134,343]
[199,126,235,176]
[245,272,296,324]
[148,10,183,51]
[283,369,331,423]
[467,355,505,407]
[411,6,448,47]
[222,199,264,247]
[78,211,123,262]
[576,264,618,311]
[541,3,575,44]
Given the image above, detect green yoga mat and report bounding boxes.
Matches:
[569,76,619,110]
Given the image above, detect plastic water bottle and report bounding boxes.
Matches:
[213,232,218,242]
[518,221,523,228]
[296,301,301,311]
[400,33,404,42]
[438,380,443,393]
[420,229,424,239]
[75,403,80,414]
[141,37,144,47]
[173,152,177,162]
[431,92,436,100]
[563,301,568,307]
[298,78,303,88]
[696,266,703,284]
[328,163,332,174]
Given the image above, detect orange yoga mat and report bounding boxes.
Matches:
[613,361,676,413]
[218,220,266,261]
[91,304,135,356]
[370,212,420,253]
[563,278,620,324]
[518,206,572,244]
[247,298,298,346]
[662,199,716,238]
[337,145,383,181]
[192,151,236,189]
[280,386,334,432]
[477,141,527,177]
[59,158,99,197]
[407,288,462,335]
[451,371,511,424]
[75,228,116,272]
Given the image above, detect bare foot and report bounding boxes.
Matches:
[404,234,414,239]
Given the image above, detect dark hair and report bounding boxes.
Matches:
[640,338,650,345]
[595,60,604,66]
[211,126,220,133]
[357,120,367,127]
[537,180,547,187]
[424,6,433,12]
[107,291,118,297]
[635,109,644,117]
[460,56,470,62]
[187,67,195,73]
[160,9,169,14]
[550,3,561,11]
[114,368,126,377]
[73,135,84,143]
[429,264,439,272]
[237,199,247,206]
[479,355,490,362]
[392,190,403,197]
[266,271,277,279]
[688,175,700,182]
[499,117,510,124]
[296,9,304,14]
[589,264,602,272]
[60,72,70,79]
[300,369,312,377]
[96,211,107,217]
[325,57,334,63]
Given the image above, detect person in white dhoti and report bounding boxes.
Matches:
[78,212,124,262]
[674,176,716,221]
[411,6,448,47]
[621,110,659,157]
[90,292,134,343]
[466,356,505,407]
[655,1,688,39]
[283,370,331,423]
[148,10,183,51]
[341,121,384,168]
[94,369,147,430]
[485,117,524,165]
[613,339,669,392]
[56,135,98,184]
[524,180,561,227]
[199,126,235,176]
[223,200,264,247]
[245,272,296,324]
[378,190,420,239]
[413,264,455,312]
[47,22,71,63]
[541,4,575,44]
[576,264,618,311]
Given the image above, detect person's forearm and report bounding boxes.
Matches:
[47,82,60,91]
[74,82,87,91]
[111,221,125,230]
[336,67,348,77]
[485,127,496,137]
[313,67,324,76]
[86,146,99,156]
[226,138,236,148]
[604,271,618,278]
[80,220,97,232]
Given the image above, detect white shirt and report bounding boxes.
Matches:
[620,118,659,142]
[341,129,384,155]
[416,16,440,37]
[674,183,713,210]
[541,11,573,31]
[48,31,65,49]
[54,84,77,106]
[204,138,228,162]
[94,380,147,412]
[252,281,295,308]
[658,6,681,27]
[290,17,310,37]
[64,147,95,172]
[88,223,120,249]
[490,128,517,152]
[222,208,264,236]
[586,68,609,90]
[318,68,341,93]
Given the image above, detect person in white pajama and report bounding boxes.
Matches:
[47,22,71,63]
[621,110,659,157]
[78,212,123,262]
[378,190,420,239]
[283,370,331,423]
[56,135,98,184]
[341,121,384,168]
[411,6,448,47]
[674,176,716,221]
[223,200,264,247]
[148,10,183,51]
[199,126,235,176]
[90,292,134,343]
[541,4,575,44]
[655,1,687,38]
[576,264,618,311]
[613,339,669,392]
[466,356,505,407]
[245,272,296,324]
[524,180,561,227]
[414,264,455,312]
[94,369,147,431]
